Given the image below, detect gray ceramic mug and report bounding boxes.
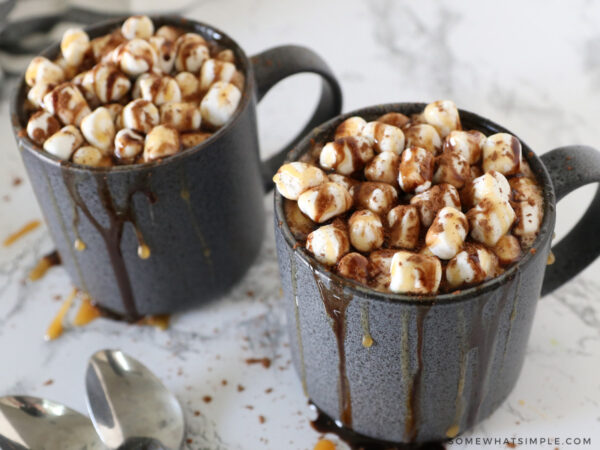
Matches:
[274,103,600,444]
[11,16,342,319]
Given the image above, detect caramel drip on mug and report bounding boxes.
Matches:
[360,303,373,348]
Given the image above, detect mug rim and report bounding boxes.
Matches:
[274,102,557,306]
[10,14,254,174]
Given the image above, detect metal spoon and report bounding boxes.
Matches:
[0,395,105,449]
[85,349,185,450]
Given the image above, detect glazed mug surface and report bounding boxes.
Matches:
[11,15,342,319]
[274,103,600,443]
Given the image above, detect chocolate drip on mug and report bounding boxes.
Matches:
[311,266,353,427]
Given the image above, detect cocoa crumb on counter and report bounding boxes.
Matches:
[221,379,228,386]
[237,384,245,392]
[245,357,272,369]
[43,379,54,386]
[12,177,22,186]
[245,405,254,410]
[258,415,266,424]
[193,410,201,416]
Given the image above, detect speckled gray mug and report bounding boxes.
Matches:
[274,103,600,444]
[11,16,342,319]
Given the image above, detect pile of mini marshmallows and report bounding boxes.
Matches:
[24,15,244,167]
[274,100,544,295]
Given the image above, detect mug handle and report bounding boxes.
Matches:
[250,45,343,191]
[540,145,600,295]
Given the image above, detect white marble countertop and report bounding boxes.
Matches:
[1,1,600,449]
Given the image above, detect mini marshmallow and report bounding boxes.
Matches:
[512,201,543,247]
[387,205,420,249]
[200,59,237,91]
[26,111,61,146]
[27,82,54,108]
[273,162,328,201]
[493,234,521,266]
[160,102,201,131]
[122,99,160,133]
[334,116,367,139]
[337,253,369,284]
[60,28,90,67]
[319,136,374,175]
[410,183,461,226]
[180,131,212,148]
[83,64,131,104]
[216,49,235,63]
[377,112,410,129]
[328,173,359,192]
[461,170,511,209]
[284,198,317,241]
[361,121,405,154]
[43,125,84,160]
[404,123,442,154]
[425,206,468,259]
[398,146,434,193]
[200,81,242,128]
[423,100,461,138]
[116,39,157,76]
[90,30,126,61]
[143,125,180,162]
[467,198,516,246]
[482,133,522,175]
[306,222,350,265]
[446,243,499,288]
[348,210,384,252]
[25,57,64,87]
[104,103,123,122]
[138,74,182,105]
[368,249,398,291]
[433,151,470,188]
[80,107,115,154]
[389,251,442,294]
[43,82,91,126]
[114,128,144,162]
[72,145,110,167]
[121,15,154,40]
[364,151,400,185]
[297,182,353,223]
[353,182,398,215]
[443,130,485,164]
[175,33,209,73]
[155,25,182,42]
[510,177,543,204]
[175,71,201,102]
[149,36,176,74]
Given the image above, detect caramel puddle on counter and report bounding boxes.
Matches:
[3,220,41,246]
[46,288,77,341]
[29,250,61,281]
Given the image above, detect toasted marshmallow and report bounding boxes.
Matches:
[43,82,91,126]
[80,107,115,154]
[114,128,144,162]
[446,243,498,288]
[72,145,110,167]
[83,64,131,103]
[306,222,350,265]
[319,136,374,175]
[353,182,398,215]
[200,59,237,91]
[43,125,83,160]
[364,151,400,185]
[160,102,201,131]
[410,183,461,226]
[425,207,468,259]
[387,205,420,249]
[175,71,201,102]
[27,82,55,108]
[335,116,367,139]
[216,49,235,63]
[297,182,353,223]
[337,252,369,284]
[328,173,359,192]
[348,210,384,252]
[377,112,410,129]
[149,36,176,74]
[433,151,470,188]
[493,234,521,266]
[26,111,61,146]
[389,251,442,294]
[404,124,442,154]
[143,125,180,162]
[398,146,434,193]
[443,130,485,164]
[200,81,242,128]
[155,25,182,42]
[175,33,209,73]
[25,57,65,87]
[461,170,511,209]
[482,133,522,175]
[512,201,543,247]
[122,99,160,133]
[423,100,461,138]
[121,15,154,40]
[116,39,157,76]
[138,75,181,105]
[60,28,90,67]
[90,30,126,61]
[368,249,397,291]
[361,121,405,154]
[181,131,212,148]
[284,198,317,241]
[467,198,515,246]
[273,162,328,200]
